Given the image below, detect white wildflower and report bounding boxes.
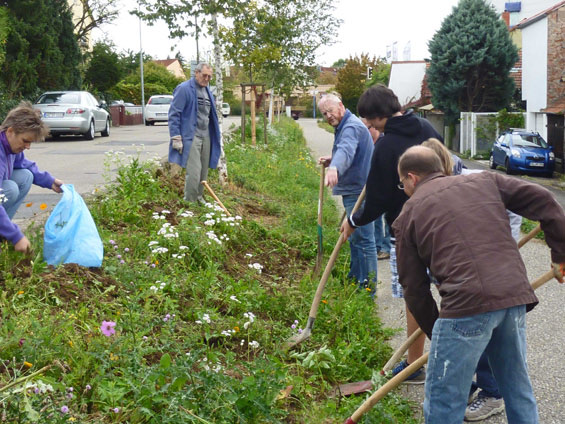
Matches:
[248,263,263,273]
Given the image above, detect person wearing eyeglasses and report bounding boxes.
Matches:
[168,62,221,203]
[393,145,565,424]
[317,93,377,291]
[340,85,443,384]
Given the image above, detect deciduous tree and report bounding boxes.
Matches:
[71,0,120,44]
[335,54,388,113]
[85,42,122,99]
[427,0,518,123]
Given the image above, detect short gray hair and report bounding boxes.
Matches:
[195,62,212,73]
[318,93,342,109]
[0,101,50,140]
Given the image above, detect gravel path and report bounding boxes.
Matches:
[298,117,565,423]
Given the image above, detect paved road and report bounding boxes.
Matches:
[13,117,239,227]
[297,117,565,423]
[296,118,344,213]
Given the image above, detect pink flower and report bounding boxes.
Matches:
[100,321,116,337]
[113,407,120,413]
[61,405,69,414]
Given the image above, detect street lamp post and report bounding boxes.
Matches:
[138,2,145,118]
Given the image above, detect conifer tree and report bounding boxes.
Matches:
[427,0,518,123]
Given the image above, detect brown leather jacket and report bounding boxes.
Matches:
[392,172,565,337]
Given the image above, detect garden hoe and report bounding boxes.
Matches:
[339,223,544,396]
[313,166,326,276]
[284,187,366,351]
[342,267,558,423]
[201,180,231,216]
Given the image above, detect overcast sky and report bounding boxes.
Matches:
[92,0,465,66]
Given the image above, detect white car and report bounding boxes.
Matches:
[144,95,173,126]
[221,102,230,118]
[34,91,111,140]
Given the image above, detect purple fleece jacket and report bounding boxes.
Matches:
[0,131,55,244]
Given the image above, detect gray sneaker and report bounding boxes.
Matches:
[464,396,505,421]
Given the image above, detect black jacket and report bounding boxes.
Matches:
[350,110,442,235]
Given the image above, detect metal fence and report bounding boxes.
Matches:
[459,112,526,157]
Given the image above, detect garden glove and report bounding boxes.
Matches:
[171,135,183,153]
[553,262,564,283]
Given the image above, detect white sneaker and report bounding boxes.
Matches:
[464,396,505,421]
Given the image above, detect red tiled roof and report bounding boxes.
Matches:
[542,97,565,114]
[153,59,179,67]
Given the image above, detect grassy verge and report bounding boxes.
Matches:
[317,119,334,134]
[0,117,416,423]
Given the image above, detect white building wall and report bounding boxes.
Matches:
[387,62,427,108]
[521,18,548,137]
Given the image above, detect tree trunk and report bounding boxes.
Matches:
[211,11,228,184]
[250,87,256,146]
[268,80,275,127]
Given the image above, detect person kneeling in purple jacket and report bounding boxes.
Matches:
[0,102,63,252]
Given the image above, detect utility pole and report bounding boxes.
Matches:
[138,2,145,115]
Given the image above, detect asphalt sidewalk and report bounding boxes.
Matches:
[297,117,565,424]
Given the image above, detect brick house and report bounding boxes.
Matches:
[513,1,565,171]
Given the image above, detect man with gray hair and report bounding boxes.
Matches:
[317,93,377,289]
[168,62,221,202]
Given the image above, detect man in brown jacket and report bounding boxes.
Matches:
[392,146,565,424]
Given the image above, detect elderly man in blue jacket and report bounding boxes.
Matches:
[318,93,377,289]
[168,62,221,203]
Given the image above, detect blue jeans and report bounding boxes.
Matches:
[1,169,33,219]
[470,351,501,399]
[424,305,538,424]
[374,214,391,253]
[342,194,377,290]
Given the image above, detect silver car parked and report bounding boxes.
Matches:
[34,91,111,140]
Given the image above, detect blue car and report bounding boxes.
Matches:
[489,129,555,177]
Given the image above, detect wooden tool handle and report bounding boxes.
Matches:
[308,187,366,320]
[201,181,231,216]
[518,224,541,249]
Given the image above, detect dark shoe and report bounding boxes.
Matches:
[377,251,390,260]
[464,396,504,421]
[390,359,426,385]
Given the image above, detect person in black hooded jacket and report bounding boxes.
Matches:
[341,84,443,383]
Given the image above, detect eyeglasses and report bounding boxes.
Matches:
[200,74,212,79]
[397,175,408,190]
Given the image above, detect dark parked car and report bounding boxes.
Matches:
[34,91,111,140]
[489,129,555,177]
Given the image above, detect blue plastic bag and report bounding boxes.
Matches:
[43,184,103,267]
